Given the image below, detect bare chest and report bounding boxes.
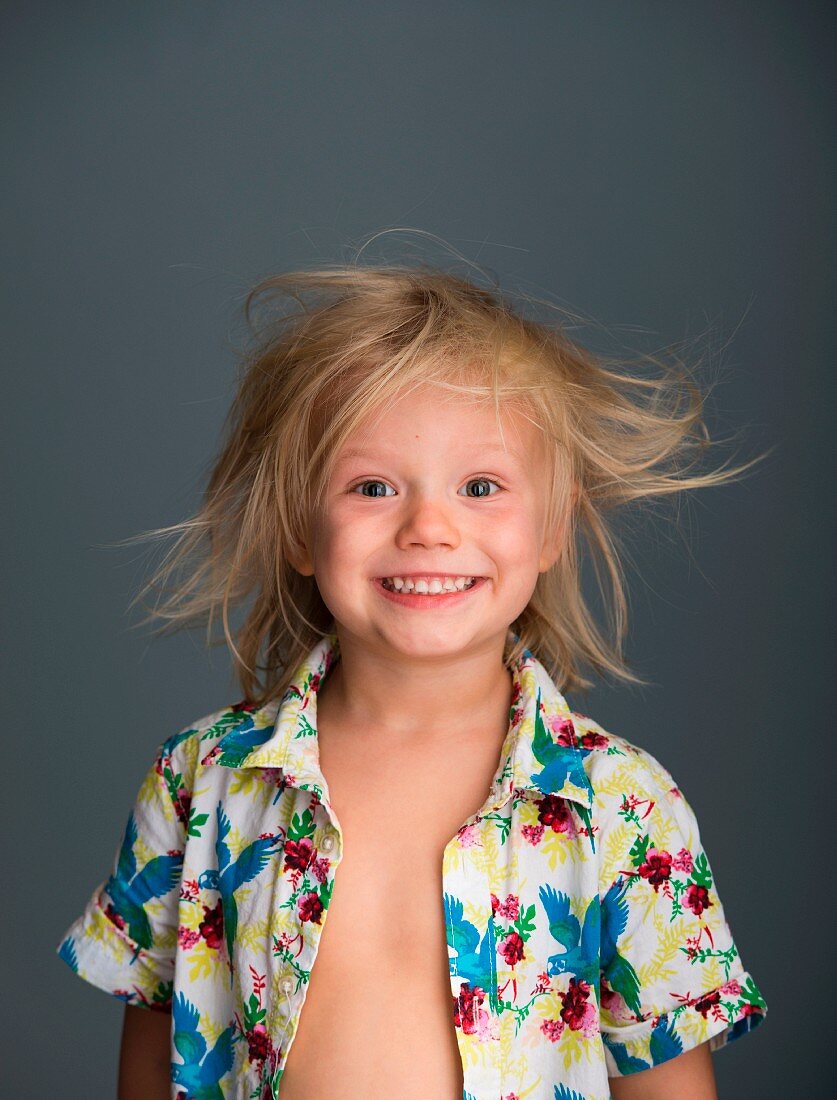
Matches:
[277,733,498,1099]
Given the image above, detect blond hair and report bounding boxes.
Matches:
[122,261,769,705]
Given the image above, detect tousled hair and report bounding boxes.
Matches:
[121,261,768,705]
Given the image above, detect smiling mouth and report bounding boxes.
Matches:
[378,577,481,593]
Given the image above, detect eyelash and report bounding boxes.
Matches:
[348,476,505,499]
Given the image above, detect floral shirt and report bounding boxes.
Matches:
[56,630,767,1099]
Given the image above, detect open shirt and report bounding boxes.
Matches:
[56,629,767,1098]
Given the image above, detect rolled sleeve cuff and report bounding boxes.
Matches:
[55,888,175,1012]
[603,970,768,1077]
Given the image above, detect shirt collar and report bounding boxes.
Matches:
[199,630,594,813]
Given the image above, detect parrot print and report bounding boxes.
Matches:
[56,630,767,1098]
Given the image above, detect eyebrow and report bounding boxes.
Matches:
[337,443,526,463]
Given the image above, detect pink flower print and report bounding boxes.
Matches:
[453,984,485,1034]
[521,823,545,845]
[310,855,331,883]
[199,900,224,950]
[171,786,192,825]
[672,847,693,873]
[684,882,713,917]
[548,714,579,748]
[497,894,520,920]
[638,847,673,890]
[247,1023,273,1064]
[693,988,722,1019]
[721,979,742,997]
[177,926,201,950]
[561,977,598,1036]
[283,837,314,872]
[457,823,482,848]
[499,931,525,967]
[600,979,636,1025]
[537,795,576,836]
[579,730,608,750]
[298,891,323,924]
[540,1017,565,1042]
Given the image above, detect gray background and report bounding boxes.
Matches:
[4,2,833,1095]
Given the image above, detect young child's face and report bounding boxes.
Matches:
[294,383,566,662]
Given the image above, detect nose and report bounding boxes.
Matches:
[395,493,462,550]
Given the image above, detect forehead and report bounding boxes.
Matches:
[334,391,543,464]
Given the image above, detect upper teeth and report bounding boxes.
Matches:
[381,576,476,593]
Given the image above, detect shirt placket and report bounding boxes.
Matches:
[267,791,343,1093]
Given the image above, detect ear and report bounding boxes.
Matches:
[287,536,315,578]
[289,555,315,578]
[538,530,564,574]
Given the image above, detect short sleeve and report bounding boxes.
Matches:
[596,747,767,1077]
[55,739,188,1012]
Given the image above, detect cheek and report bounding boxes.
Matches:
[487,511,542,561]
[312,515,373,574]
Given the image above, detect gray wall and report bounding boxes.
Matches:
[4,2,832,1095]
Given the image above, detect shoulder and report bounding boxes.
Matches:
[153,698,260,782]
[569,708,698,829]
[569,709,708,886]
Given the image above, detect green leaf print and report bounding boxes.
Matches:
[628,832,651,868]
[690,851,713,890]
[295,711,317,738]
[318,878,334,910]
[740,974,768,1009]
[514,904,537,941]
[162,764,184,807]
[288,808,316,842]
[243,992,267,1030]
[187,809,209,838]
[200,706,254,746]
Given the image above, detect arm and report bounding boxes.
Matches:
[609,1039,717,1100]
[117,1005,171,1100]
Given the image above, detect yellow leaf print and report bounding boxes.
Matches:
[188,937,218,982]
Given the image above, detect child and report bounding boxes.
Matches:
[56,263,768,1099]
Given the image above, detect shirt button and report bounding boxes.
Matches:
[279,976,294,995]
[320,833,336,853]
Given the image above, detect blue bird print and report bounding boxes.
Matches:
[605,1014,683,1075]
[538,884,601,999]
[209,713,273,767]
[103,811,183,961]
[171,991,235,1098]
[528,690,595,850]
[57,935,78,973]
[197,802,283,970]
[158,725,200,760]
[443,893,497,997]
[600,874,643,1018]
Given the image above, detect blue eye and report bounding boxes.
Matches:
[351,480,395,498]
[349,477,503,498]
[461,477,502,499]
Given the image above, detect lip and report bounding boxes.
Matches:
[373,575,488,609]
[374,573,485,580]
